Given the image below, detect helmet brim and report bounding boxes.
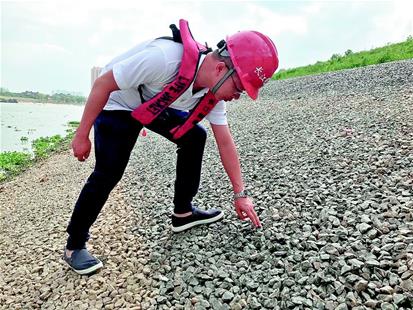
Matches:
[230,58,259,100]
[243,81,259,100]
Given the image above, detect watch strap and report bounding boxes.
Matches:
[234,189,249,200]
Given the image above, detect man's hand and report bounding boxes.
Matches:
[69,70,119,162]
[71,135,91,161]
[234,197,262,228]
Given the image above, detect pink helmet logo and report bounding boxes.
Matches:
[254,66,269,84]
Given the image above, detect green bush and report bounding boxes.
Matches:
[32,135,65,158]
[376,52,392,63]
[0,152,32,181]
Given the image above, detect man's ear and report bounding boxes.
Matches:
[215,62,227,75]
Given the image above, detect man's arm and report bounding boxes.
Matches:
[72,70,120,161]
[211,124,261,227]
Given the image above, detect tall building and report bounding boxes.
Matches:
[90,67,102,88]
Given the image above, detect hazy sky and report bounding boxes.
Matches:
[1,0,412,96]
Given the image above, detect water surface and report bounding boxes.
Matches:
[1,102,84,153]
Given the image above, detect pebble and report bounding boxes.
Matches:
[354,280,368,292]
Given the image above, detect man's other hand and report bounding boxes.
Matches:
[71,135,91,161]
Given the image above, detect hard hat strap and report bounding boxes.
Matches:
[211,67,234,94]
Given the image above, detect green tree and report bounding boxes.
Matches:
[330,53,342,61]
[345,49,353,56]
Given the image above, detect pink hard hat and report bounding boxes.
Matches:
[226,31,279,100]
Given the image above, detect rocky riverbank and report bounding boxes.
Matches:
[1,59,412,309]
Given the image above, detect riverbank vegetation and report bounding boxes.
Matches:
[0,122,80,182]
[274,36,413,80]
[0,89,86,105]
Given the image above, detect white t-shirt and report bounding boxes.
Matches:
[100,39,227,125]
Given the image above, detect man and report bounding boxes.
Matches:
[64,20,279,275]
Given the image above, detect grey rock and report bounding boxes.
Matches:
[400,279,413,292]
[380,302,396,310]
[249,297,262,309]
[291,296,306,305]
[341,264,353,275]
[401,270,413,280]
[379,286,394,294]
[366,259,380,267]
[357,223,372,233]
[388,272,400,286]
[222,291,234,302]
[354,280,368,292]
[346,291,359,307]
[367,229,378,239]
[393,293,406,304]
[348,259,364,268]
[209,296,223,309]
[364,300,379,308]
[246,281,259,290]
[335,303,348,310]
[325,300,338,310]
[360,215,371,223]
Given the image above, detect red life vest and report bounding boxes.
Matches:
[131,19,219,140]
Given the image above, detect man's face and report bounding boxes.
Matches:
[213,64,245,101]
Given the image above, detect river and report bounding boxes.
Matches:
[1,102,84,153]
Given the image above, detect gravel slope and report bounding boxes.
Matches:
[1,59,412,309]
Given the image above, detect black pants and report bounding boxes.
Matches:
[66,109,207,250]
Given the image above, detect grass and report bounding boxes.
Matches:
[0,152,32,179]
[0,121,80,182]
[274,36,413,80]
[32,135,67,158]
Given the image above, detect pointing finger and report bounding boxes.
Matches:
[249,210,261,228]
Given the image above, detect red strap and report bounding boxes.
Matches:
[170,92,218,140]
[131,19,202,125]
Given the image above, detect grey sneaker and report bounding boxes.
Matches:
[63,247,103,275]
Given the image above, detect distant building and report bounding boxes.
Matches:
[91,67,102,88]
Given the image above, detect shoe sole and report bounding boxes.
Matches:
[172,212,224,233]
[68,260,103,275]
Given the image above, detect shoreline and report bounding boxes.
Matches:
[0,121,79,182]
[0,99,85,106]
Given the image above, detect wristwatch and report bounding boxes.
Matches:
[234,189,249,200]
